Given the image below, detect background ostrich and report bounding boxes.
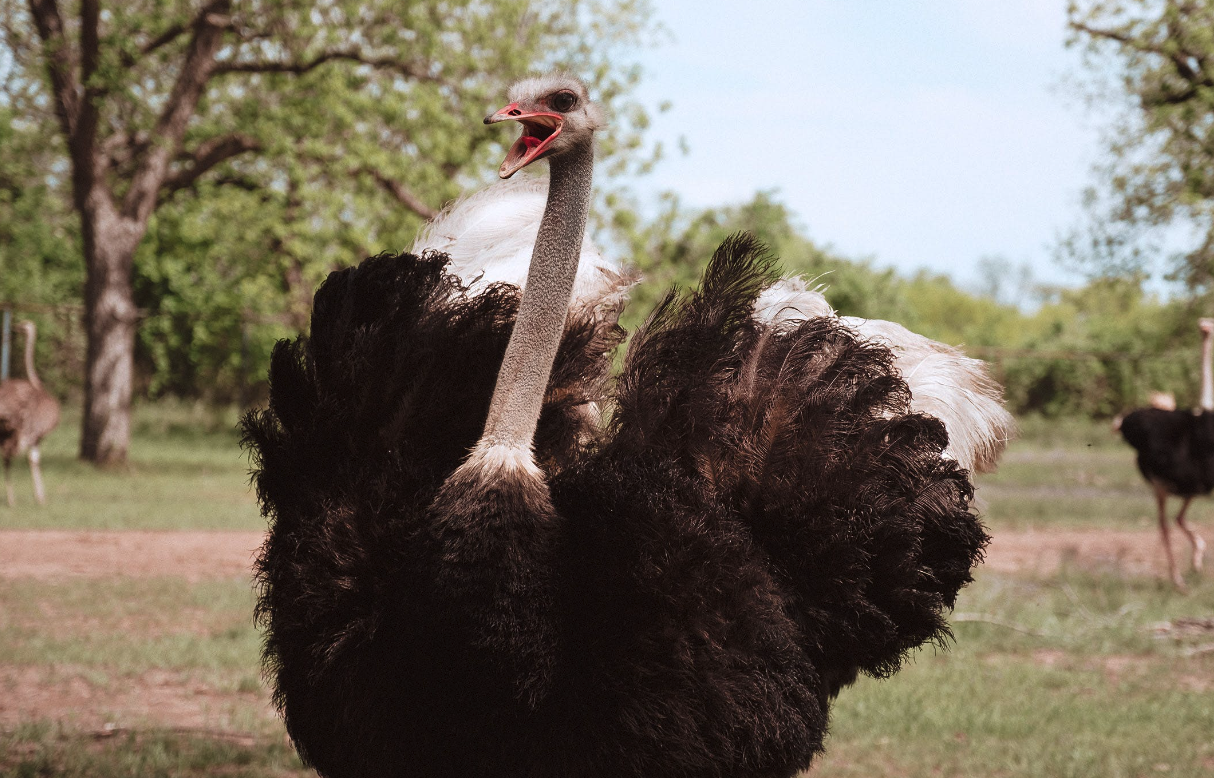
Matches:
[1118,317,1212,589]
[244,74,994,778]
[0,320,61,506]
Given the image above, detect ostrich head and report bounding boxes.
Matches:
[1201,317,1214,336]
[17,320,36,339]
[485,74,603,179]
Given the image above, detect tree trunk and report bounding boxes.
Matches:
[79,194,143,465]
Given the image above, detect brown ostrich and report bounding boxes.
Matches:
[0,320,61,506]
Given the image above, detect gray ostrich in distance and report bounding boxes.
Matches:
[243,74,999,778]
[1118,317,1213,589]
[0,320,61,506]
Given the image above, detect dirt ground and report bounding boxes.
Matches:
[0,527,1187,581]
[0,526,1201,734]
[0,530,262,581]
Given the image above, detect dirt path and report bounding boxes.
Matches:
[0,530,262,581]
[0,666,276,733]
[0,527,1182,580]
[983,528,1176,578]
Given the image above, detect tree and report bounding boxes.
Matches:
[1066,0,1214,288]
[0,0,656,464]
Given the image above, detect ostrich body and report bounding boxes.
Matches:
[0,321,61,506]
[1119,318,1213,588]
[245,75,992,777]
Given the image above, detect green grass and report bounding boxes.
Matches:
[2,722,309,778]
[975,415,1214,531]
[1,401,261,530]
[0,578,261,676]
[816,568,1214,777]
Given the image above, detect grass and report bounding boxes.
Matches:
[0,401,261,530]
[975,415,1214,532]
[816,568,1214,777]
[3,408,1214,776]
[0,578,261,676]
[2,722,309,778]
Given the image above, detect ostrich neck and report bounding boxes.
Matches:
[1202,330,1213,411]
[477,142,594,456]
[23,330,41,391]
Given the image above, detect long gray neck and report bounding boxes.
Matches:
[23,328,41,392]
[1202,329,1213,411]
[478,142,594,455]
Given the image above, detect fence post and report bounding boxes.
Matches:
[1,309,11,381]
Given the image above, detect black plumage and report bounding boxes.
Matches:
[242,235,988,778]
[1120,408,1214,499]
[1118,405,1212,587]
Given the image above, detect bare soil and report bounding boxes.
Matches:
[0,665,275,733]
[0,530,262,581]
[0,527,1190,580]
[982,528,1192,578]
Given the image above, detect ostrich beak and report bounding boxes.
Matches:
[484,103,565,179]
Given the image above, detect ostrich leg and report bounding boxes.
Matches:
[1154,482,1185,590]
[1173,497,1206,573]
[29,446,45,505]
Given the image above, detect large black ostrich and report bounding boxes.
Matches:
[1119,317,1212,589]
[243,74,995,778]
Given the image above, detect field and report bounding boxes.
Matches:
[2,409,1212,777]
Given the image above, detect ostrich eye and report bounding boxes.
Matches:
[549,91,577,112]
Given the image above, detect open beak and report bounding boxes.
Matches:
[484,103,565,179]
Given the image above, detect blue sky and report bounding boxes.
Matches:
[629,0,1104,291]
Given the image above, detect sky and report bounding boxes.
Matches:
[629,0,1105,292]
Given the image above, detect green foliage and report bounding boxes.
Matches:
[0,107,84,394]
[620,189,1210,419]
[0,0,660,402]
[994,277,1199,416]
[1066,0,1214,287]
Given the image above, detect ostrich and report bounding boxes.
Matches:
[0,320,61,506]
[1118,318,1213,589]
[244,74,995,778]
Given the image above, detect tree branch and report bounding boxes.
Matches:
[363,168,439,220]
[1071,19,1214,107]
[159,133,261,196]
[122,0,232,223]
[27,0,79,140]
[118,20,189,69]
[80,0,99,83]
[215,49,441,84]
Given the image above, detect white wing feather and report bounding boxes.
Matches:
[756,278,1015,473]
[413,176,625,304]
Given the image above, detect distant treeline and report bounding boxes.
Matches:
[1,181,1201,418]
